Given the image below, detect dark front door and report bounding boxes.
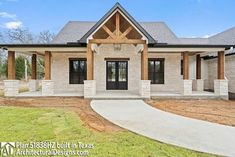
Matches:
[106,61,128,90]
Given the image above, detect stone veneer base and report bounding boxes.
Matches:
[42,80,54,96]
[139,80,151,98]
[182,80,193,95]
[4,80,19,96]
[84,80,96,98]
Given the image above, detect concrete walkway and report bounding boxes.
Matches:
[91,100,235,157]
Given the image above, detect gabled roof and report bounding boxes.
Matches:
[52,21,179,44]
[209,27,235,45]
[51,3,235,48]
[79,3,156,44]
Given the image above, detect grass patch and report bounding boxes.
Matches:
[0,106,216,157]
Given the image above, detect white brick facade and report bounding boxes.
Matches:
[51,52,86,93]
[148,53,182,93]
[193,79,204,91]
[50,50,187,95]
[204,55,235,94]
[94,44,141,93]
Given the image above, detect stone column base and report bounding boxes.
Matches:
[42,80,54,96]
[28,79,39,92]
[214,79,228,97]
[4,80,19,96]
[84,80,96,98]
[182,80,192,95]
[139,80,151,98]
[193,79,204,91]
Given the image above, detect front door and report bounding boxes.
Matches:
[106,61,128,90]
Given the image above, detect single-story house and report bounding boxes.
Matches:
[0,3,234,99]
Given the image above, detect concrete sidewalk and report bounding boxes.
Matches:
[91,100,235,157]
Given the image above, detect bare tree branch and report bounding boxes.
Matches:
[7,28,34,44]
[37,30,55,44]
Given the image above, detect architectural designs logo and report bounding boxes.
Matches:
[0,142,15,156]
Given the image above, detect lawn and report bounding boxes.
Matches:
[0,106,216,157]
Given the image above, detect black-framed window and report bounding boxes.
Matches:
[69,59,87,84]
[148,59,164,84]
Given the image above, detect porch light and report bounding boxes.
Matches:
[114,44,122,51]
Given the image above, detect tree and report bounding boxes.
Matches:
[7,28,34,44]
[38,30,55,44]
[1,28,55,80]
[15,55,26,79]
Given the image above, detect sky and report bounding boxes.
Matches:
[0,0,235,38]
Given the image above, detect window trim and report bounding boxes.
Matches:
[69,58,87,84]
[148,58,165,84]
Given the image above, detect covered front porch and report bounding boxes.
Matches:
[0,9,230,99]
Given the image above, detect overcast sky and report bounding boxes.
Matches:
[0,0,235,38]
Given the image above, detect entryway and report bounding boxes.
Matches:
[106,61,128,90]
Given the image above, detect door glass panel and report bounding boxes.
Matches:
[108,62,116,82]
[118,62,127,82]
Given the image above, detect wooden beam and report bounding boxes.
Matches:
[196,54,201,79]
[7,51,15,80]
[120,26,133,39]
[89,39,146,44]
[31,54,37,80]
[116,12,120,37]
[87,43,93,80]
[44,51,51,80]
[141,44,148,80]
[183,52,189,80]
[218,51,225,79]
[102,25,116,39]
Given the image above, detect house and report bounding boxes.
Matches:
[0,3,234,99]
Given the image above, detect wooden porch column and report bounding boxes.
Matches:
[196,54,201,79]
[31,54,37,79]
[217,51,225,79]
[87,43,93,80]
[183,52,189,80]
[44,51,51,80]
[141,44,148,80]
[7,51,15,80]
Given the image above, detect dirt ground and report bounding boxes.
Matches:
[146,99,235,127]
[0,97,122,132]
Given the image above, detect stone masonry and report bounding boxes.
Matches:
[4,80,19,96]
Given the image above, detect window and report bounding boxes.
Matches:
[69,59,87,84]
[148,59,164,84]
